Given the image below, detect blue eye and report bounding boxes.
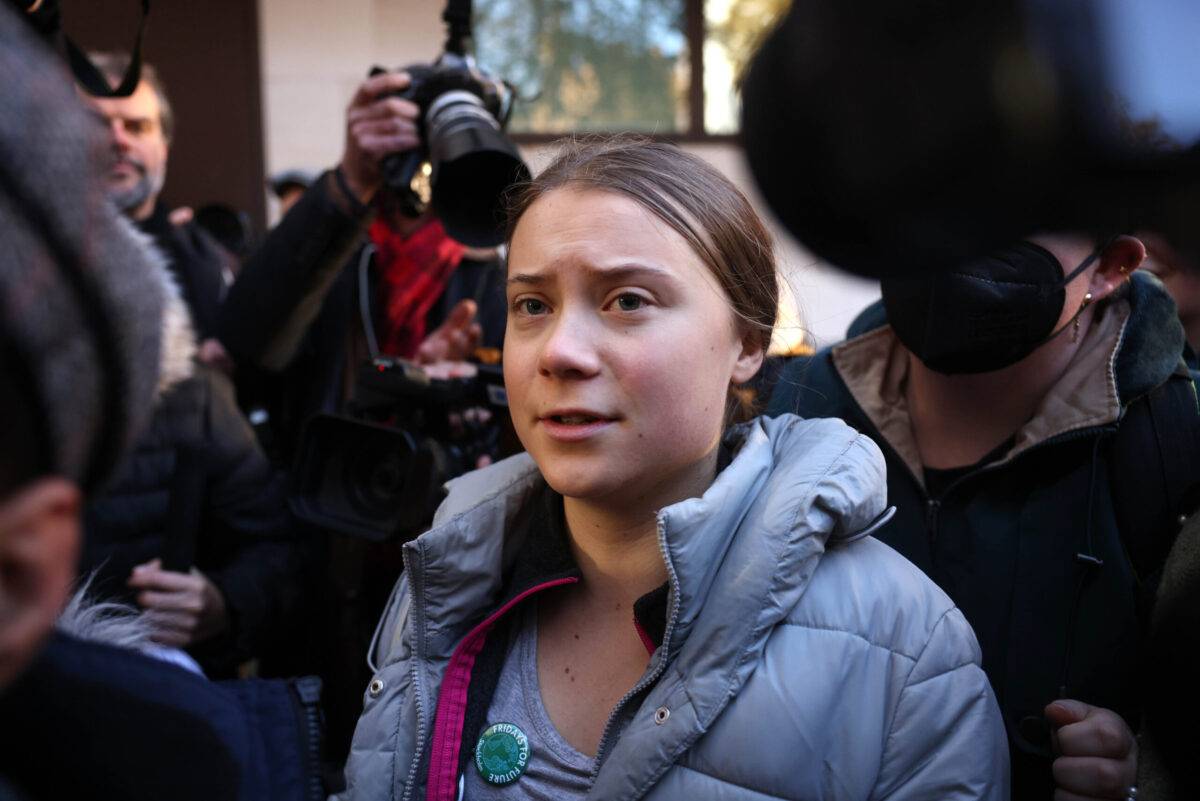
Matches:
[615,294,644,311]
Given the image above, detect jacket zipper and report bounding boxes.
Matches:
[290,676,325,801]
[400,546,427,801]
[925,498,941,542]
[591,516,682,780]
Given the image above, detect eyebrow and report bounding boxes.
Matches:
[87,109,155,126]
[506,263,678,288]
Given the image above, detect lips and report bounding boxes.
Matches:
[540,408,616,424]
[109,157,145,178]
[548,413,605,424]
[537,409,619,442]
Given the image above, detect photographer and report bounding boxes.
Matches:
[220,70,506,464]
[217,67,513,760]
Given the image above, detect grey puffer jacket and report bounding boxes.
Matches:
[340,415,1009,800]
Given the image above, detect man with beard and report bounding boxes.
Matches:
[82,52,229,354]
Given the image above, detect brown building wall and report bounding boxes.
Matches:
[63,0,268,233]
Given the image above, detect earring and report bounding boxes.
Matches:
[1072,292,1094,343]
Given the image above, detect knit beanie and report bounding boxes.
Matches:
[0,3,170,494]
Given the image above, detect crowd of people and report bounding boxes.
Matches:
[2,1,1199,800]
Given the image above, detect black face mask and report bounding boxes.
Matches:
[880,241,1099,374]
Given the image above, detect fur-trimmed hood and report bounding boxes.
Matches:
[0,6,170,492]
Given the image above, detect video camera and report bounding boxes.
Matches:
[741,0,1200,279]
[373,0,530,248]
[290,357,509,542]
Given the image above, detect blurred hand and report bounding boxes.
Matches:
[1045,699,1137,800]
[169,206,194,226]
[127,559,228,647]
[416,299,482,365]
[197,337,235,375]
[339,71,420,203]
[421,361,479,381]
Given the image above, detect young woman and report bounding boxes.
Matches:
[339,137,1008,800]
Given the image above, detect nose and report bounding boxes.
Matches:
[107,118,132,151]
[537,308,601,379]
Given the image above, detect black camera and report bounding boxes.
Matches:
[289,357,509,542]
[374,47,530,248]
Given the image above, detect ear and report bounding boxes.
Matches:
[731,330,767,386]
[1090,235,1146,302]
[0,478,81,688]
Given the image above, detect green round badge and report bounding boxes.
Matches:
[474,722,531,786]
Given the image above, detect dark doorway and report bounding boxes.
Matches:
[63,0,267,233]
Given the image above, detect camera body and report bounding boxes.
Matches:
[375,51,529,249]
[393,55,513,150]
[289,357,510,542]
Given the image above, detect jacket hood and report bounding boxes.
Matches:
[652,415,889,661]
[409,414,889,669]
[0,6,169,493]
[137,228,197,396]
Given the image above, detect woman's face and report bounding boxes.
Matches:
[504,187,763,508]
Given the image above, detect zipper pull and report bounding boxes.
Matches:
[926,498,941,540]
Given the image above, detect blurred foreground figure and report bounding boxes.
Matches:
[770,233,1200,799]
[0,1,167,695]
[0,3,230,796]
[741,0,1200,281]
[0,6,327,800]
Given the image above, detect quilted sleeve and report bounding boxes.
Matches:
[871,607,1010,801]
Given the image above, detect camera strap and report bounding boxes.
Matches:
[65,0,150,98]
[442,0,472,55]
[358,243,382,362]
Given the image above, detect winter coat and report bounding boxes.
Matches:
[81,364,306,676]
[338,414,1009,800]
[139,200,230,342]
[767,273,1200,798]
[0,633,324,801]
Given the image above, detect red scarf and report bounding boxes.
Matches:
[370,217,465,359]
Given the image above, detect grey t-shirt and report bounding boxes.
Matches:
[461,604,594,800]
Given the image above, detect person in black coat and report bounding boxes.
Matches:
[769,234,1200,799]
[80,355,307,677]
